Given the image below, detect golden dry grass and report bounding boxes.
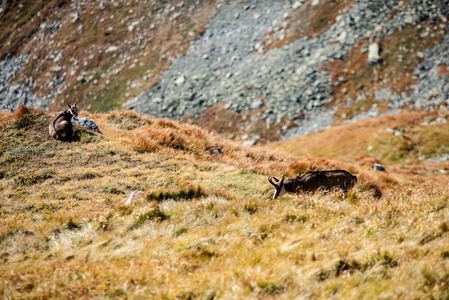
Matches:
[273,110,449,167]
[1,107,448,298]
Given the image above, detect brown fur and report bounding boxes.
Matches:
[269,170,357,199]
[49,102,78,141]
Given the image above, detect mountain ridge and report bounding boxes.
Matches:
[1,0,449,143]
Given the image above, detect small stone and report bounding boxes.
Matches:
[106,46,118,53]
[250,100,264,110]
[54,53,63,63]
[211,148,223,155]
[51,66,63,72]
[175,75,185,85]
[292,1,302,9]
[374,163,386,172]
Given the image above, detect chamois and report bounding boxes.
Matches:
[49,102,79,141]
[268,170,357,199]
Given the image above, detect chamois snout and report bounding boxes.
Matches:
[67,102,79,117]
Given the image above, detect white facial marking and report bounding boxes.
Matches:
[274,185,287,199]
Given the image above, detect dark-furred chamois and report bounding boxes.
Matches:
[268,170,357,199]
[49,102,78,141]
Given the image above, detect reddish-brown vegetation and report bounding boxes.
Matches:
[323,21,448,122]
[257,0,355,53]
[386,0,411,21]
[437,64,449,76]
[185,103,299,144]
[273,109,449,176]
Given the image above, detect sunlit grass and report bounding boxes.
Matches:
[0,107,448,298]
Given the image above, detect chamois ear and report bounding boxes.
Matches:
[73,101,78,107]
[280,175,285,185]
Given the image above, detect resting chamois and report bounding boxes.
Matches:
[268,170,357,199]
[49,102,79,141]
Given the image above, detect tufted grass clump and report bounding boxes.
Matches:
[146,185,206,201]
[13,172,53,187]
[13,105,39,129]
[129,207,170,230]
[106,111,151,130]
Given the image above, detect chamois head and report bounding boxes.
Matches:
[67,101,79,117]
[268,175,286,199]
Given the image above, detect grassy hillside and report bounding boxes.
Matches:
[273,110,449,166]
[1,107,449,298]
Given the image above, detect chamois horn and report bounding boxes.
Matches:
[268,176,279,186]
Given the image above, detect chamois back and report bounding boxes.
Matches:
[269,170,357,199]
[298,170,357,192]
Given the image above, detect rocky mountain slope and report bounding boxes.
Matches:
[0,0,222,111]
[1,0,449,143]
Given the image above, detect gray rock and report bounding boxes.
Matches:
[374,163,386,172]
[51,66,63,72]
[0,104,14,112]
[243,136,260,146]
[71,116,103,134]
[368,43,382,65]
[72,9,82,22]
[0,54,49,110]
[211,148,223,155]
[250,100,264,110]
[428,153,449,163]
[41,21,61,33]
[175,75,185,85]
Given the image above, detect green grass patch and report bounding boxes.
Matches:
[76,172,100,180]
[22,202,60,213]
[174,227,188,237]
[13,172,53,187]
[101,186,124,195]
[284,214,310,223]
